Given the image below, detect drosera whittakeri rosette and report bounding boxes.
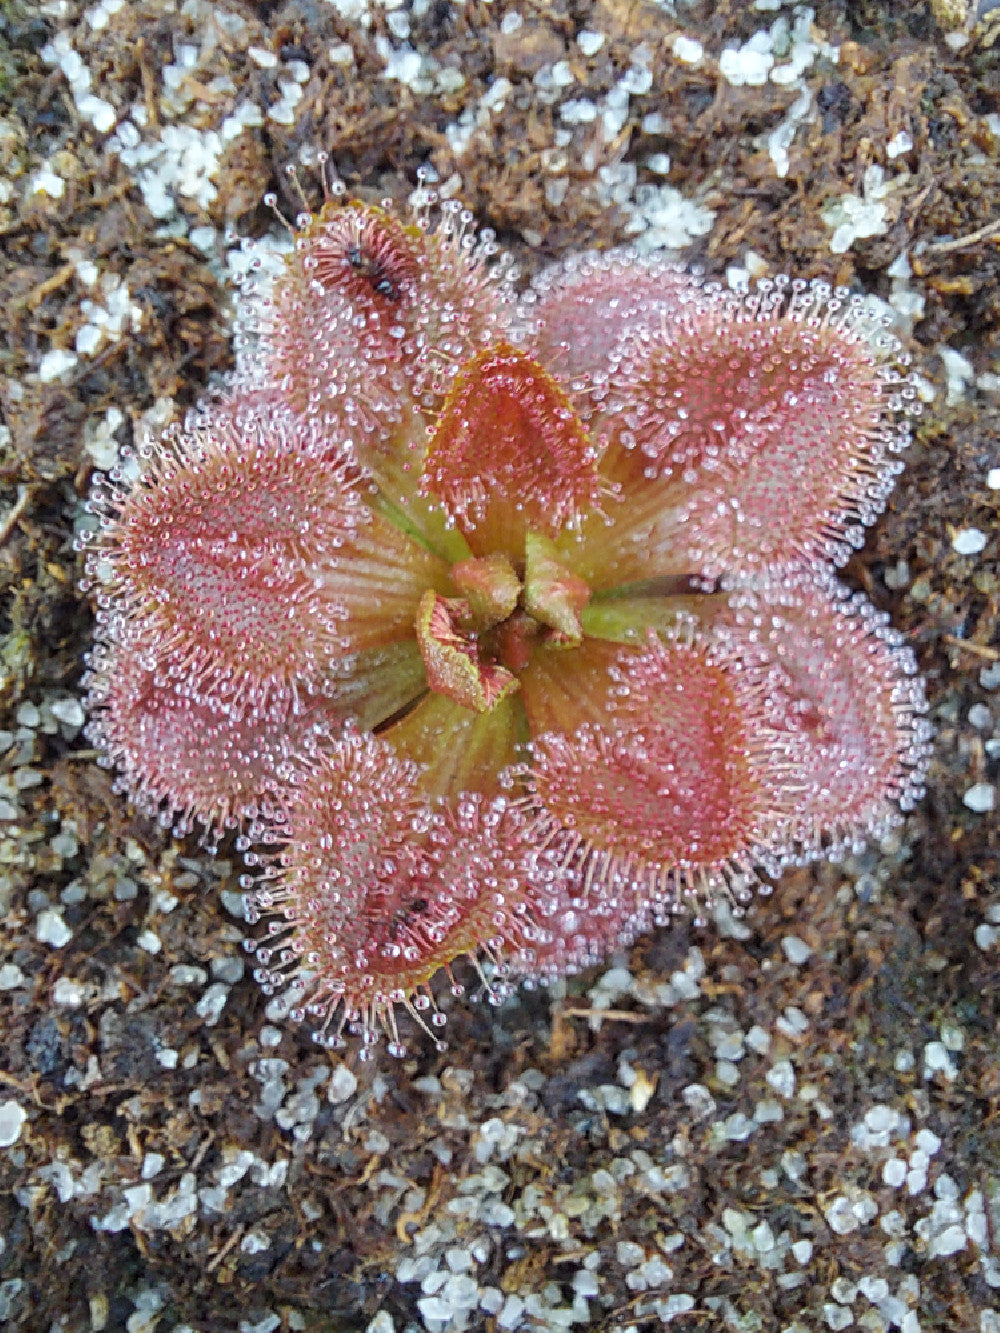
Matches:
[81,173,931,1058]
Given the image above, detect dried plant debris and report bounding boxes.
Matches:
[0,1,998,1331]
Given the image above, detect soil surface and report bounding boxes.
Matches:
[1,2,998,1331]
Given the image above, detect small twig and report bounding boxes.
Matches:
[607,1288,711,1325]
[0,485,32,546]
[0,1069,59,1111]
[944,635,999,661]
[925,218,1000,255]
[560,1006,649,1023]
[26,262,77,311]
[205,1224,245,1272]
[978,1170,999,1258]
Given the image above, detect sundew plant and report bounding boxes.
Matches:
[81,180,931,1058]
